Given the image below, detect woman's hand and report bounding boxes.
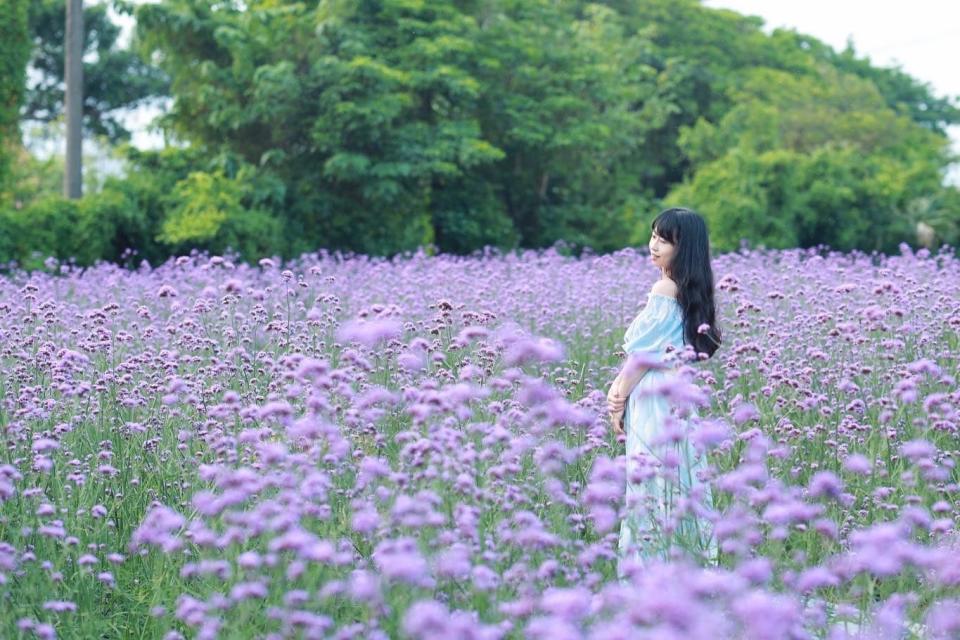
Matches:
[607,379,626,437]
[609,409,624,437]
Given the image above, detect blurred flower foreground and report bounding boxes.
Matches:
[1,243,959,640]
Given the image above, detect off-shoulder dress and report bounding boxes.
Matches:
[617,291,717,578]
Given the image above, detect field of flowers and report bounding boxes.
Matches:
[1,243,958,639]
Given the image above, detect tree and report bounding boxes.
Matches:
[133,0,688,255]
[666,66,951,253]
[135,0,511,256]
[789,33,960,136]
[467,1,676,250]
[0,0,30,197]
[8,0,948,264]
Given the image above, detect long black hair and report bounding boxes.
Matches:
[652,207,722,359]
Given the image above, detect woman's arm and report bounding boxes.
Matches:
[608,360,651,414]
[608,360,650,435]
[615,360,651,399]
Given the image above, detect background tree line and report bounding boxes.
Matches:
[1,0,959,268]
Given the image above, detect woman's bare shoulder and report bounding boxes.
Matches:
[651,278,678,298]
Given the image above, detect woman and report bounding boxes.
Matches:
[606,207,723,579]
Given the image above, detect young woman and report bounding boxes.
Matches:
[606,207,723,579]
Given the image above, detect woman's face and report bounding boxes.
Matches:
[649,227,676,273]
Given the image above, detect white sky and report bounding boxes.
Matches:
[703,0,960,183]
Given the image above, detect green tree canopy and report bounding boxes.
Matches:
[127,0,958,259]
[4,0,959,266]
[667,63,952,253]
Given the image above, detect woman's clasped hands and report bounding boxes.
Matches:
[606,379,626,437]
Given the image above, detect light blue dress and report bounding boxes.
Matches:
[617,292,717,579]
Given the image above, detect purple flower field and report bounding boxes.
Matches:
[1,244,959,639]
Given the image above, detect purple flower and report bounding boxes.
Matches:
[808,471,843,499]
[517,377,561,406]
[32,438,60,453]
[403,600,449,639]
[731,590,803,638]
[455,325,490,343]
[900,439,936,462]
[77,554,98,566]
[539,586,592,620]
[436,543,472,580]
[691,419,733,451]
[925,598,960,637]
[157,284,177,298]
[351,502,380,534]
[130,505,186,553]
[906,358,941,376]
[737,558,773,585]
[504,336,566,366]
[843,454,872,475]
[471,564,499,591]
[347,570,381,604]
[732,402,760,425]
[794,567,840,593]
[524,615,581,640]
[397,351,426,371]
[336,318,403,347]
[847,522,916,577]
[372,537,432,587]
[237,551,261,569]
[230,581,268,602]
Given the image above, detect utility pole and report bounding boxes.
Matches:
[64,0,83,198]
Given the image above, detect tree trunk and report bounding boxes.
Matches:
[64,0,83,198]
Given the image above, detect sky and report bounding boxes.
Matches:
[50,1,960,183]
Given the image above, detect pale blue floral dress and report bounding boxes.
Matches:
[617,292,717,579]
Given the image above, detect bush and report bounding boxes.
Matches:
[157,169,286,262]
[0,187,157,269]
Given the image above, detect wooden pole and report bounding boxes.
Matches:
[64,0,83,198]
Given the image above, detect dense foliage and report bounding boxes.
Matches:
[1,0,959,264]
